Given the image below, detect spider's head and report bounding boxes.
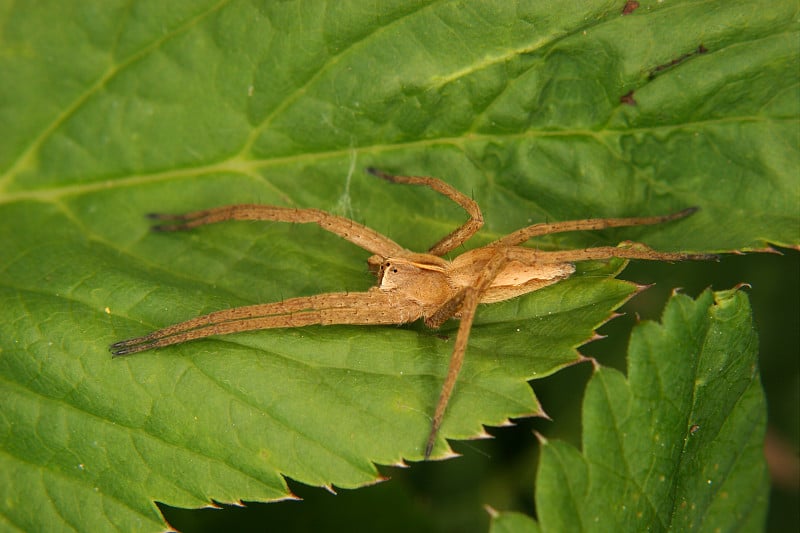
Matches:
[376,259,412,290]
[374,254,453,306]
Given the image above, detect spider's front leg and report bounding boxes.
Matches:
[110,291,423,356]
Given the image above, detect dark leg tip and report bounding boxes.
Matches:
[110,346,130,357]
[424,442,433,460]
[151,223,190,232]
[365,167,393,181]
[109,339,144,356]
[674,206,700,219]
[148,213,190,230]
[146,212,187,220]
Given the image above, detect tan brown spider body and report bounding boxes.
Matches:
[111,168,714,458]
[371,249,575,321]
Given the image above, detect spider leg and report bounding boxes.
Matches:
[424,250,509,459]
[509,243,717,264]
[492,208,699,247]
[110,291,420,356]
[424,290,466,330]
[148,205,406,258]
[366,168,484,256]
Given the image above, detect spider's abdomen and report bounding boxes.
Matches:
[448,247,576,304]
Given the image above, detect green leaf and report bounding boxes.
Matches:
[1,1,796,531]
[535,289,768,531]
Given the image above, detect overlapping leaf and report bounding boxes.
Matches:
[491,289,767,531]
[492,291,769,531]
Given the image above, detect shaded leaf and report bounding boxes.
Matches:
[535,289,768,531]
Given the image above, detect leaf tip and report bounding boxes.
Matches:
[276,492,302,502]
[425,448,461,462]
[634,282,655,294]
[586,332,608,345]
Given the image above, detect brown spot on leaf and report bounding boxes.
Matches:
[622,0,640,15]
[620,90,637,105]
[649,44,710,79]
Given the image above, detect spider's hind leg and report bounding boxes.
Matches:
[110,291,419,356]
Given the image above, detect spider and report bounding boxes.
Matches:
[111,168,715,459]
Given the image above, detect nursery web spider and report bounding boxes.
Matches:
[111,168,715,458]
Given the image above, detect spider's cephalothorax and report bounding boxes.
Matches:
[111,168,714,458]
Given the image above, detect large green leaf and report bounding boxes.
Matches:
[491,289,768,531]
[1,1,796,531]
